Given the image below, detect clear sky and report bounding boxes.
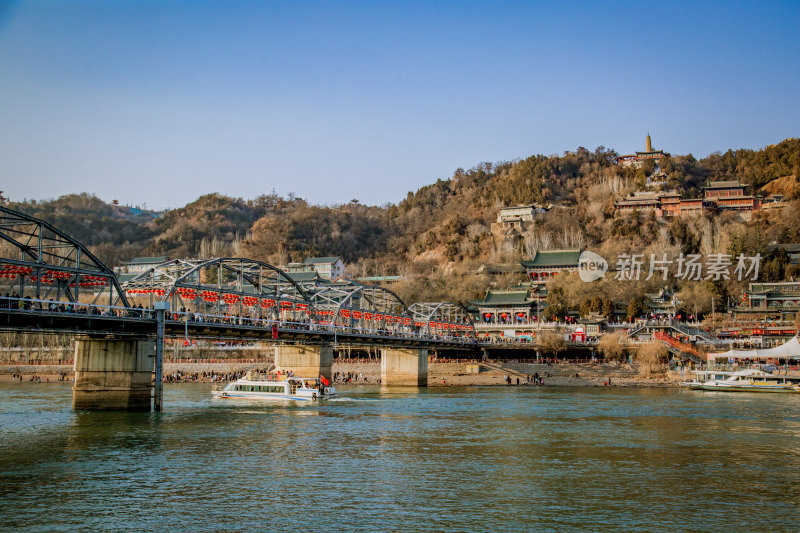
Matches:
[0,0,798,210]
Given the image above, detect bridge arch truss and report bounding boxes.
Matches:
[0,206,128,307]
[305,282,412,332]
[121,257,313,321]
[408,302,477,339]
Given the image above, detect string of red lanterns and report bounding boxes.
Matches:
[127,288,166,296]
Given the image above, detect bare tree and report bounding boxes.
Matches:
[524,231,553,259]
[560,227,585,249]
[597,332,629,361]
[538,331,567,356]
[636,341,667,376]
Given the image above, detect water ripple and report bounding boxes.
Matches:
[1,383,800,532]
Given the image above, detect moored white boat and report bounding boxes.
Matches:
[683,368,800,393]
[212,372,336,401]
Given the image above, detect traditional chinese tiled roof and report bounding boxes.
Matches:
[500,204,537,210]
[471,289,535,306]
[767,244,800,253]
[303,256,342,265]
[521,249,582,268]
[355,276,401,283]
[716,195,755,201]
[580,313,606,324]
[704,180,744,189]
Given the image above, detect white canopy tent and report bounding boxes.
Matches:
[709,336,800,362]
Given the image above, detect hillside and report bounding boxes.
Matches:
[3,138,799,308]
[6,193,157,266]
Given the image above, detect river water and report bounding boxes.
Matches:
[1,383,799,532]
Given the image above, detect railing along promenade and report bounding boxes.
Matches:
[705,362,800,375]
[654,330,705,359]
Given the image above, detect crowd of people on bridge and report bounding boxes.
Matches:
[0,294,476,343]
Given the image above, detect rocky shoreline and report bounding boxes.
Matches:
[0,360,681,387]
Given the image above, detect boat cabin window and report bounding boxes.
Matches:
[234,384,285,393]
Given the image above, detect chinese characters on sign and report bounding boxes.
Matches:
[613,253,760,282]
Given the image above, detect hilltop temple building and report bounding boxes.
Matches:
[614,179,761,217]
[616,134,670,169]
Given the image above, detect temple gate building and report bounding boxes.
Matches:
[521,249,582,284]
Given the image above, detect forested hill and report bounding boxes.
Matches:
[3,138,799,304]
[6,193,157,265]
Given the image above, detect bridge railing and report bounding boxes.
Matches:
[0,296,155,319]
[0,297,477,345]
[167,310,476,344]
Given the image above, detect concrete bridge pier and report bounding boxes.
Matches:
[72,337,154,411]
[381,348,428,386]
[274,344,332,379]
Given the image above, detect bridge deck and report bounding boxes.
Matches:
[0,304,479,350]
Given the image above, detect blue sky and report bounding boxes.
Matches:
[0,0,798,210]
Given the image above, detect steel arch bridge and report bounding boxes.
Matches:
[0,206,128,307]
[303,281,412,332]
[0,206,479,346]
[121,257,312,321]
[408,302,477,339]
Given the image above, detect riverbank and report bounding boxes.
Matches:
[334,360,678,387]
[0,360,681,387]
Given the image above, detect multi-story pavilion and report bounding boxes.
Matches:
[616,134,670,169]
[521,249,582,284]
[471,287,541,326]
[470,285,547,340]
[733,281,800,322]
[703,180,761,212]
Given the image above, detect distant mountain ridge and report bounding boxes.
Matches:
[3,138,798,305]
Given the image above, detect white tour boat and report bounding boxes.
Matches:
[682,368,800,393]
[212,372,336,401]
